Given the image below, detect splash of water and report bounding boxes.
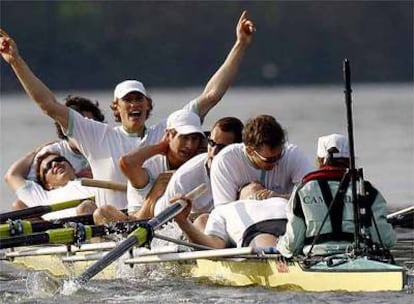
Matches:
[25,271,62,298]
[59,278,82,296]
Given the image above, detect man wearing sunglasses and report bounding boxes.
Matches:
[210,115,314,207]
[153,116,244,230]
[5,151,96,220]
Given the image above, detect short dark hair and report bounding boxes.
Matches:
[212,117,244,143]
[242,115,286,149]
[55,95,105,139]
[35,152,72,189]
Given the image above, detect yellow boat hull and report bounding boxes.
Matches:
[192,257,405,292]
[3,245,407,292]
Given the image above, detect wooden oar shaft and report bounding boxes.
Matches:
[81,178,127,192]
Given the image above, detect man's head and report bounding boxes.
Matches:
[165,110,205,168]
[56,95,105,140]
[110,80,153,134]
[35,152,76,190]
[206,117,244,168]
[238,181,265,200]
[316,133,349,168]
[243,115,286,171]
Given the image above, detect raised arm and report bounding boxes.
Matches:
[196,10,255,120]
[0,30,69,130]
[119,135,169,189]
[4,150,37,191]
[174,197,227,249]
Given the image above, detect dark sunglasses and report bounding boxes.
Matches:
[207,138,227,152]
[41,156,67,180]
[253,148,284,164]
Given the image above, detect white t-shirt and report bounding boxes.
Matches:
[205,197,288,247]
[15,180,96,220]
[154,153,213,216]
[210,143,314,207]
[66,100,198,209]
[127,154,170,213]
[27,140,90,180]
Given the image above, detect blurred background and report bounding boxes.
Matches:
[1,1,412,91]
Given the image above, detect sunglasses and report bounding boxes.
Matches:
[207,138,227,152]
[41,156,67,180]
[253,149,284,164]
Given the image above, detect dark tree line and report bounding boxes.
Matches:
[1,1,412,92]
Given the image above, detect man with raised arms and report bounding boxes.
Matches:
[0,10,255,210]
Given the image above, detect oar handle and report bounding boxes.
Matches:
[147,183,208,230]
[81,178,127,192]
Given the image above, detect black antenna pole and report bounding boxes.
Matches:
[343,59,360,250]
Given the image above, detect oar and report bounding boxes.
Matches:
[81,178,127,192]
[0,217,147,249]
[0,197,94,223]
[0,209,129,238]
[72,183,207,287]
[387,206,414,228]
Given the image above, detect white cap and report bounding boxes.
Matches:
[317,134,349,158]
[167,110,204,136]
[114,80,148,99]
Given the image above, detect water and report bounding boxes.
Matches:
[1,84,413,210]
[0,84,413,302]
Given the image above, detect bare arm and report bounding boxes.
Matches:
[196,10,255,120]
[4,150,37,191]
[174,200,226,249]
[0,30,69,130]
[119,136,169,189]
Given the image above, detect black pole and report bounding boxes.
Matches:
[343,59,360,250]
[0,206,50,223]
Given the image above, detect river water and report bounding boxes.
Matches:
[0,84,413,302]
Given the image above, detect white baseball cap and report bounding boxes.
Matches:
[167,110,204,136]
[114,80,148,99]
[317,134,349,158]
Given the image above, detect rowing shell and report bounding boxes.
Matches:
[191,256,405,292]
[1,240,410,292]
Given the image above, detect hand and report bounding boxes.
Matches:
[236,10,255,46]
[239,181,264,200]
[158,132,170,155]
[171,194,192,225]
[0,29,19,64]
